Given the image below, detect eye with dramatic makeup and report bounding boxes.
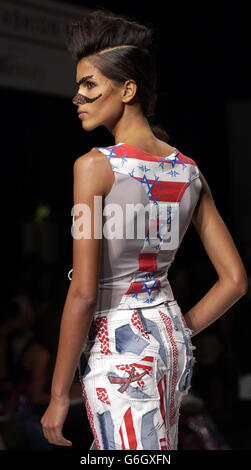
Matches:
[74,82,96,93]
[72,76,108,105]
[85,80,96,90]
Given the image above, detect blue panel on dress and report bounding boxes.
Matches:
[83,363,91,378]
[141,408,159,450]
[97,410,115,450]
[115,323,148,354]
[78,352,91,377]
[142,317,168,367]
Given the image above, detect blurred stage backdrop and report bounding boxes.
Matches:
[0,0,250,451]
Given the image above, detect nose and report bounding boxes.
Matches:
[72,92,88,105]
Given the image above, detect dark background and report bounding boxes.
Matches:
[1,0,251,451]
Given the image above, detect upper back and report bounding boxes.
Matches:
[91,142,202,310]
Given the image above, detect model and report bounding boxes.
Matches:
[40,9,248,450]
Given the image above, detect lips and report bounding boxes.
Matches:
[78,112,87,119]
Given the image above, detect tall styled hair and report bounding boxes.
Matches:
[65,9,169,142]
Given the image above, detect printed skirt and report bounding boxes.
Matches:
[78,300,196,450]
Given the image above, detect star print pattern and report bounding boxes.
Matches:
[139,174,155,198]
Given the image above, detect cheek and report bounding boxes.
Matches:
[80,85,123,130]
[95,93,123,120]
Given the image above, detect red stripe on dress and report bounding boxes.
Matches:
[112,144,196,166]
[138,252,157,272]
[124,407,137,450]
[119,427,125,450]
[133,356,154,371]
[106,145,197,171]
[141,356,154,362]
[134,363,153,372]
[160,437,167,450]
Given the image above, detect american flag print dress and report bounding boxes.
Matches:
[73,143,202,450]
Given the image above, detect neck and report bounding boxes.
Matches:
[109,104,158,147]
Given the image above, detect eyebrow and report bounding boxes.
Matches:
[75,74,94,86]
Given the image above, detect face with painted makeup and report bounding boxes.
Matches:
[72,57,137,132]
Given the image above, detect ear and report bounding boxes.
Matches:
[121,80,137,104]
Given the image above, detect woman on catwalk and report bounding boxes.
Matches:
[40,10,247,450]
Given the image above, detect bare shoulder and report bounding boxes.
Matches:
[73,148,114,197]
[197,168,213,198]
[74,148,109,169]
[192,168,217,227]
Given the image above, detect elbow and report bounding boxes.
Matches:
[82,295,98,308]
[220,263,249,297]
[231,274,248,297]
[237,279,248,296]
[69,285,98,307]
[76,293,98,308]
[220,273,248,298]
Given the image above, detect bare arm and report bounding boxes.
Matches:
[41,150,109,446]
[184,169,248,337]
[50,150,110,398]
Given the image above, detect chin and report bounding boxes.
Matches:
[81,120,101,132]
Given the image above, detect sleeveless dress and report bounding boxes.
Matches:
[69,142,202,450]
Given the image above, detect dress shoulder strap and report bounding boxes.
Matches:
[90,143,124,158]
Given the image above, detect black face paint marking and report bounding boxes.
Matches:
[72,92,102,105]
[76,74,94,86]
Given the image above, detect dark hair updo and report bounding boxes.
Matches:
[65,9,169,142]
